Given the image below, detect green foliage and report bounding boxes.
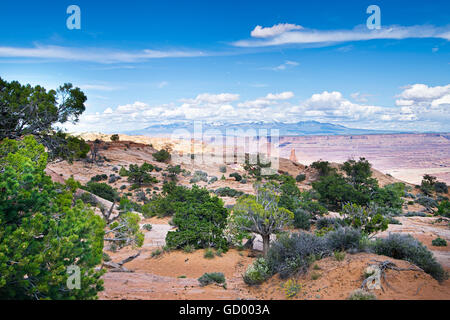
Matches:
[434,182,448,194]
[165,185,229,250]
[142,224,153,231]
[229,172,242,182]
[431,237,447,247]
[229,183,294,255]
[152,148,171,163]
[105,212,144,249]
[347,289,377,300]
[372,234,448,282]
[333,251,346,261]
[325,227,363,252]
[214,187,244,198]
[126,163,157,188]
[119,167,129,177]
[0,136,105,299]
[283,279,301,299]
[266,233,329,279]
[437,200,450,218]
[219,165,227,173]
[190,170,208,183]
[242,258,271,285]
[83,182,119,203]
[183,244,195,253]
[420,174,436,196]
[204,248,215,259]
[77,192,98,207]
[198,272,226,287]
[340,203,389,236]
[90,174,108,182]
[313,158,403,211]
[293,208,311,230]
[295,174,306,182]
[311,161,336,177]
[243,153,274,179]
[0,78,88,161]
[110,134,119,142]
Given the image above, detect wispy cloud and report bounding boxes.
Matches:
[0,44,207,63]
[272,60,299,71]
[233,24,450,47]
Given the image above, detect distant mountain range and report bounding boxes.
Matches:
[125,121,406,137]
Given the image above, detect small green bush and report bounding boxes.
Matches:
[90,174,108,182]
[183,244,195,253]
[293,208,311,230]
[334,251,346,261]
[153,148,171,162]
[204,248,215,259]
[230,172,242,182]
[214,187,244,198]
[242,258,271,285]
[296,174,306,182]
[325,227,362,252]
[198,272,226,287]
[432,237,447,247]
[142,224,153,231]
[372,234,448,282]
[219,165,227,173]
[284,279,301,298]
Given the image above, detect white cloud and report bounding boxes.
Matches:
[65,86,449,133]
[0,44,206,64]
[181,93,240,105]
[272,60,299,71]
[157,81,169,88]
[238,92,294,108]
[234,24,450,47]
[251,23,303,38]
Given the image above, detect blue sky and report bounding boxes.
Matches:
[0,0,449,133]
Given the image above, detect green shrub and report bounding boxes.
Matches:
[204,248,215,259]
[293,208,311,230]
[296,174,306,182]
[152,148,171,162]
[198,272,226,287]
[405,211,427,217]
[340,203,389,236]
[83,182,119,202]
[214,187,244,198]
[432,237,447,247]
[90,174,108,182]
[372,234,448,282]
[434,182,448,194]
[347,289,377,300]
[183,244,195,253]
[165,185,229,250]
[266,233,329,279]
[284,279,301,298]
[325,227,362,252]
[316,217,347,230]
[77,192,98,207]
[242,258,271,285]
[333,251,346,261]
[437,201,450,218]
[142,224,153,231]
[219,165,227,173]
[230,172,242,182]
[151,249,163,257]
[311,272,321,280]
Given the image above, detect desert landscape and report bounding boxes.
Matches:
[1,1,450,307]
[43,133,450,300]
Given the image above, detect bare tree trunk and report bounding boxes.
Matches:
[262,234,270,256]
